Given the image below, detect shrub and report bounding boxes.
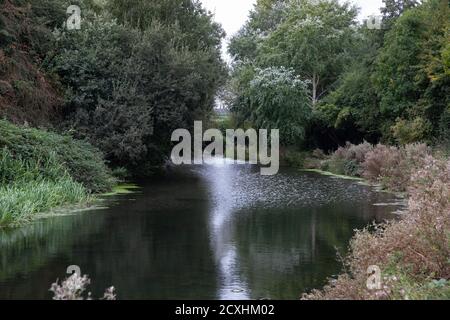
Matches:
[325,158,347,175]
[362,144,402,184]
[303,156,450,300]
[327,141,374,176]
[0,120,114,192]
[0,142,97,227]
[362,143,430,192]
[312,148,326,160]
[50,273,116,300]
[391,117,432,145]
[332,141,374,164]
[284,150,307,168]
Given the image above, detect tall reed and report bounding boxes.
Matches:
[0,148,91,227]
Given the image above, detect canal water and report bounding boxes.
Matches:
[0,160,402,299]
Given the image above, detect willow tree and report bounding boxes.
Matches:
[248,67,312,145]
[257,0,358,105]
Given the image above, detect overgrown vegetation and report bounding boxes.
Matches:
[285,141,450,299]
[50,273,116,300]
[44,0,226,175]
[229,2,449,299]
[229,0,450,150]
[0,120,114,227]
[1,0,226,175]
[0,120,114,192]
[0,0,225,225]
[0,0,448,300]
[303,154,450,300]
[0,175,89,227]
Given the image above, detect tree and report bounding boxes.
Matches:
[257,0,359,105]
[374,0,449,142]
[108,0,224,51]
[228,0,289,62]
[238,66,312,145]
[381,0,421,29]
[313,23,385,146]
[47,1,226,174]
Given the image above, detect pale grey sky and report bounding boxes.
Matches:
[201,0,384,60]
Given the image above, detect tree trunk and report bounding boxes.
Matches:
[312,73,319,106]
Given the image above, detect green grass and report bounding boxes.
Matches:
[0,120,115,227]
[383,260,450,300]
[0,178,91,227]
[0,120,115,193]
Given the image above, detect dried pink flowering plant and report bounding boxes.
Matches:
[332,141,374,164]
[362,143,430,192]
[303,155,450,300]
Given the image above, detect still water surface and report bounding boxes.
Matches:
[0,161,402,299]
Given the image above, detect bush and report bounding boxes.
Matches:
[317,142,432,192]
[362,144,401,182]
[0,120,114,193]
[0,0,65,125]
[47,3,226,175]
[325,141,374,176]
[231,65,312,146]
[284,150,306,168]
[0,148,63,184]
[362,143,430,192]
[332,141,374,164]
[391,117,432,145]
[303,156,450,300]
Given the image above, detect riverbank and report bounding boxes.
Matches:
[291,142,450,299]
[0,120,115,228]
[284,142,444,193]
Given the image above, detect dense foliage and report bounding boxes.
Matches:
[229,0,450,150]
[0,0,65,124]
[303,147,450,299]
[1,0,226,175]
[0,0,226,225]
[232,66,311,145]
[0,120,115,227]
[0,120,114,193]
[43,0,226,175]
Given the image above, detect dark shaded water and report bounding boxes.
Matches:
[0,160,402,299]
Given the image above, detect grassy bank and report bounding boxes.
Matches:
[285,142,443,193]
[0,120,115,228]
[289,142,450,299]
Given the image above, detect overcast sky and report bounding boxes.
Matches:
[201,0,384,61]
